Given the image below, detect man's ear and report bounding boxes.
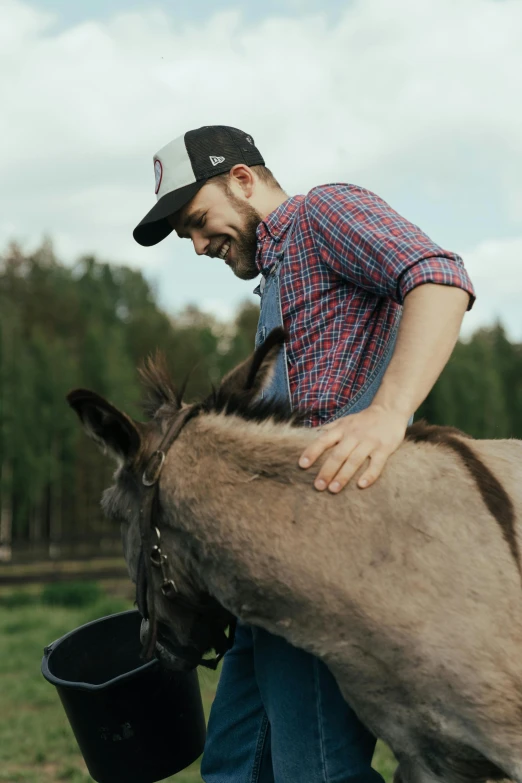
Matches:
[219,327,287,401]
[67,389,141,463]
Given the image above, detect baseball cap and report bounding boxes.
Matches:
[133,125,265,247]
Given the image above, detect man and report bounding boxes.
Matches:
[134,125,475,782]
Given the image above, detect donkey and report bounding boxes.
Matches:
[68,328,522,783]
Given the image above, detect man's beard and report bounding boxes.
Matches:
[225,191,263,281]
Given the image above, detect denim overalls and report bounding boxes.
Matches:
[201,217,407,783]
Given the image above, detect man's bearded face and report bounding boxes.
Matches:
[170,181,263,281]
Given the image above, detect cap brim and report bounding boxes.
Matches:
[133,180,208,247]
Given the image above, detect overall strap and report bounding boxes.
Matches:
[259,213,300,294]
[275,213,300,261]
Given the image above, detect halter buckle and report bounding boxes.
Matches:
[150,545,162,567]
[161,580,178,599]
[150,528,178,593]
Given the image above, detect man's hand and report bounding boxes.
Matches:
[298,405,409,493]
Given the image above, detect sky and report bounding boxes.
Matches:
[2,0,522,340]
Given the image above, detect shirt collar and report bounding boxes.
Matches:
[256,194,305,244]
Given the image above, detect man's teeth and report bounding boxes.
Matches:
[218,242,231,260]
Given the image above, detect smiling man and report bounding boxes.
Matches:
[133,124,475,783]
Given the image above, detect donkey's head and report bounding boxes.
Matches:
[67,327,291,671]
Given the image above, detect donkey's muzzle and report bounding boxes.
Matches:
[143,620,200,672]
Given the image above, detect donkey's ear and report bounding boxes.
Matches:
[219,327,287,400]
[67,389,141,463]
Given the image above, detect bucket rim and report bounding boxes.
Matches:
[41,608,158,691]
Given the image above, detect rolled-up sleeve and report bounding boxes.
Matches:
[305,184,476,311]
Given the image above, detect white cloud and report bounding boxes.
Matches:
[460,236,522,341]
[1,0,521,339]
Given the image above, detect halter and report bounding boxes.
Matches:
[138,405,236,669]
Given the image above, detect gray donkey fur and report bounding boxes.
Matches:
[68,329,522,783]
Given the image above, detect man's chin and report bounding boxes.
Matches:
[230,262,260,281]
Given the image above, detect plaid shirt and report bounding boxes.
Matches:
[255,183,475,427]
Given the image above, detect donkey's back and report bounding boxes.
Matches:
[325,434,522,783]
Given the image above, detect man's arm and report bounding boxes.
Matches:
[298,283,470,493]
[371,283,470,418]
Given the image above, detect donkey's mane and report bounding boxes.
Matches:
[138,351,186,419]
[139,329,308,428]
[139,351,305,426]
[199,389,306,427]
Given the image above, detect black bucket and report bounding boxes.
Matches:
[41,609,206,783]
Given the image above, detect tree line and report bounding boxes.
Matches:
[0,241,520,554]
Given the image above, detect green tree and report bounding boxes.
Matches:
[1,238,521,553]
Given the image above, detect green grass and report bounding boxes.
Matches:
[0,583,396,782]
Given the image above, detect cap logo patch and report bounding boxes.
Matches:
[209,155,225,166]
[246,136,253,144]
[154,159,163,194]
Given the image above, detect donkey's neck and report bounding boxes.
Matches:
[161,412,358,653]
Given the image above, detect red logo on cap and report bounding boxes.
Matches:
[154,159,163,194]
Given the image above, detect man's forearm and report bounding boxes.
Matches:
[371,283,470,420]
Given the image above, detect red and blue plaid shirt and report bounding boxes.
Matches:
[255,183,475,427]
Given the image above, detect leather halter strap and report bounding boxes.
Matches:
[138,406,235,667]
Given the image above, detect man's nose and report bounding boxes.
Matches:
[192,235,210,256]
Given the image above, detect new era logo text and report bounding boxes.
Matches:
[209,155,225,166]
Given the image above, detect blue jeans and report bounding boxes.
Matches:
[201,622,384,783]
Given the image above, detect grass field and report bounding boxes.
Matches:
[0,581,396,782]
